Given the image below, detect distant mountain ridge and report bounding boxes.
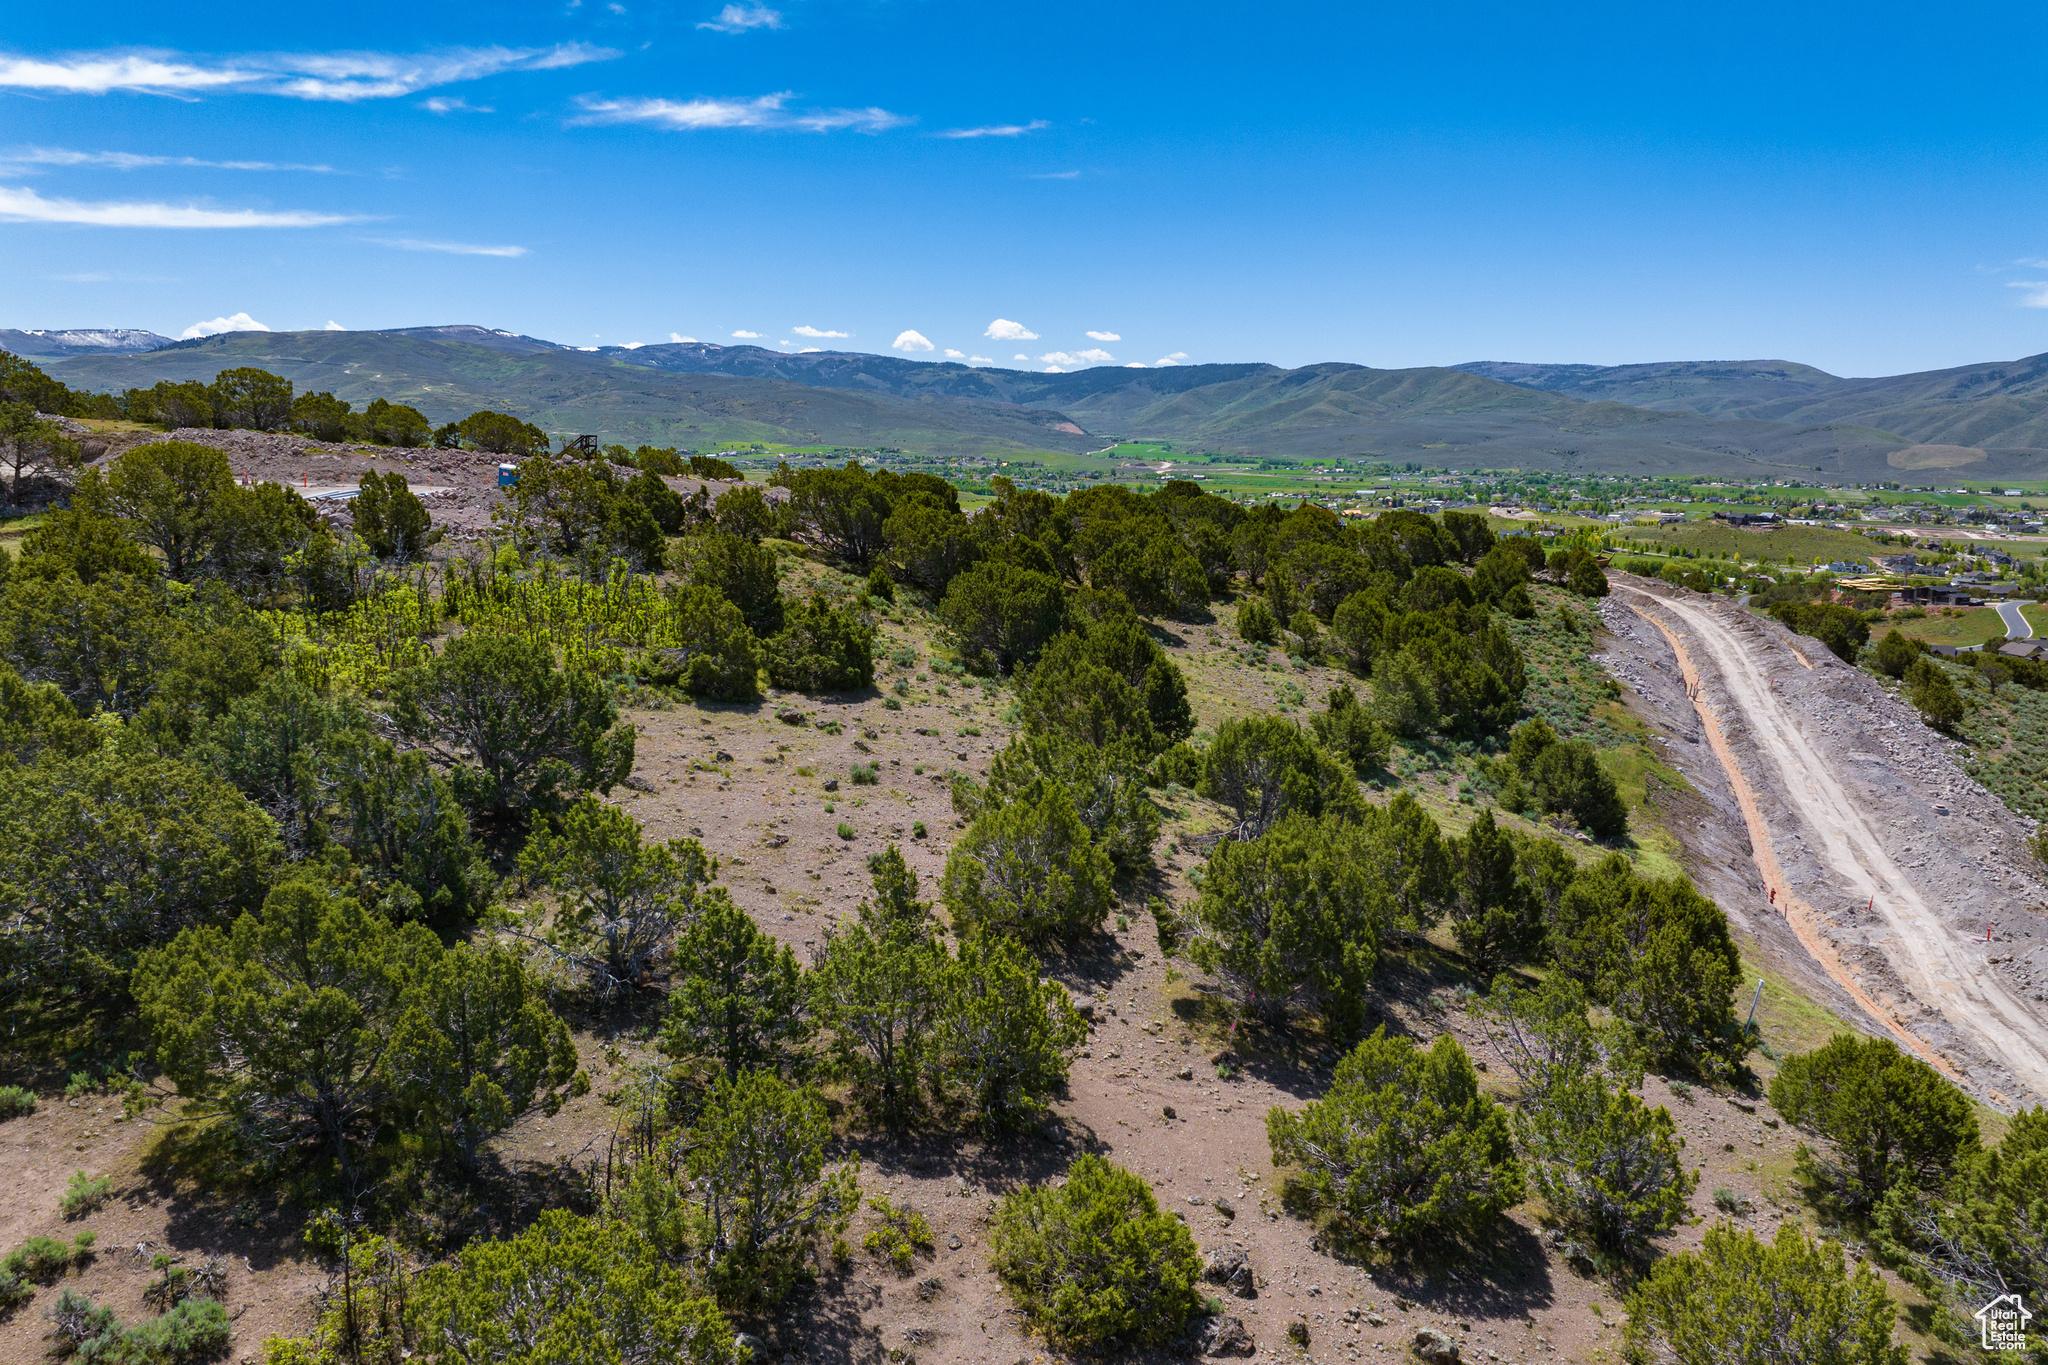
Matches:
[1,328,174,358]
[20,324,2048,478]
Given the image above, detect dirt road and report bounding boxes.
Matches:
[1611,580,2048,1109]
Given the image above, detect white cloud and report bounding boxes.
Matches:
[984,318,1037,340]
[697,3,784,33]
[969,355,994,365]
[0,145,338,173]
[621,341,644,348]
[669,332,696,343]
[181,311,269,338]
[323,319,345,330]
[1039,349,1114,367]
[571,92,909,134]
[944,348,965,359]
[366,237,525,256]
[892,330,934,352]
[2008,281,2048,308]
[0,185,354,228]
[1085,330,1120,342]
[420,96,491,114]
[1153,351,1190,366]
[731,329,761,338]
[1124,362,1148,368]
[799,346,821,353]
[1043,365,1064,373]
[0,44,618,102]
[1028,170,1080,180]
[1075,348,1114,363]
[936,120,1048,139]
[1013,353,1028,360]
[792,324,847,338]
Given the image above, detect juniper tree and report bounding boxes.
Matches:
[1188,813,1383,1029]
[936,935,1088,1132]
[1770,1033,1979,1216]
[661,889,809,1082]
[940,784,1115,945]
[1266,1029,1520,1246]
[683,1071,859,1308]
[1447,808,1543,977]
[990,1156,1203,1350]
[135,880,438,1175]
[414,1211,739,1365]
[517,795,717,999]
[392,630,634,822]
[1624,1222,1908,1365]
[388,943,581,1174]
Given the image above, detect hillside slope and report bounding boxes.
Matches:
[1455,359,1841,414]
[1,327,175,358]
[1460,352,2048,457]
[34,325,2048,477]
[42,327,1099,456]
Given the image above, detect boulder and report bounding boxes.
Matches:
[1202,1245,1256,1298]
[1412,1327,1460,1363]
[1197,1315,1256,1358]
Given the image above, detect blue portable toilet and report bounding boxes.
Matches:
[497,463,519,488]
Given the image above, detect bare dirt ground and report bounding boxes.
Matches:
[66,424,743,541]
[2,552,1983,1364]
[1604,576,2048,1111]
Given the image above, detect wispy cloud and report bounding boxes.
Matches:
[892,330,934,352]
[365,236,526,256]
[792,324,847,338]
[420,96,492,114]
[0,146,338,173]
[571,92,909,133]
[984,318,1037,340]
[1039,348,1115,367]
[1028,170,1080,180]
[969,355,994,365]
[2008,280,2048,308]
[936,119,1048,139]
[50,269,174,283]
[698,4,784,33]
[0,184,354,227]
[0,44,617,101]
[181,311,269,338]
[1085,330,1120,342]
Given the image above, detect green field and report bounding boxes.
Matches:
[1617,519,1892,566]
[1885,607,2010,648]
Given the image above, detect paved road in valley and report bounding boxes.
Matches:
[1993,599,2036,640]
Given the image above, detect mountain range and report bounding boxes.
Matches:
[22,324,2048,479]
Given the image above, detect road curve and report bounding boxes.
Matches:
[1618,583,2048,1106]
[1993,600,2036,641]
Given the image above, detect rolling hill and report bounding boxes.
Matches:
[1455,354,2048,469]
[39,327,1099,459]
[29,325,2048,479]
[0,328,175,359]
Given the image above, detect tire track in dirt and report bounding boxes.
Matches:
[1619,583,2048,1108]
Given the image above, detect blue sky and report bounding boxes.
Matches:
[4,0,2048,377]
